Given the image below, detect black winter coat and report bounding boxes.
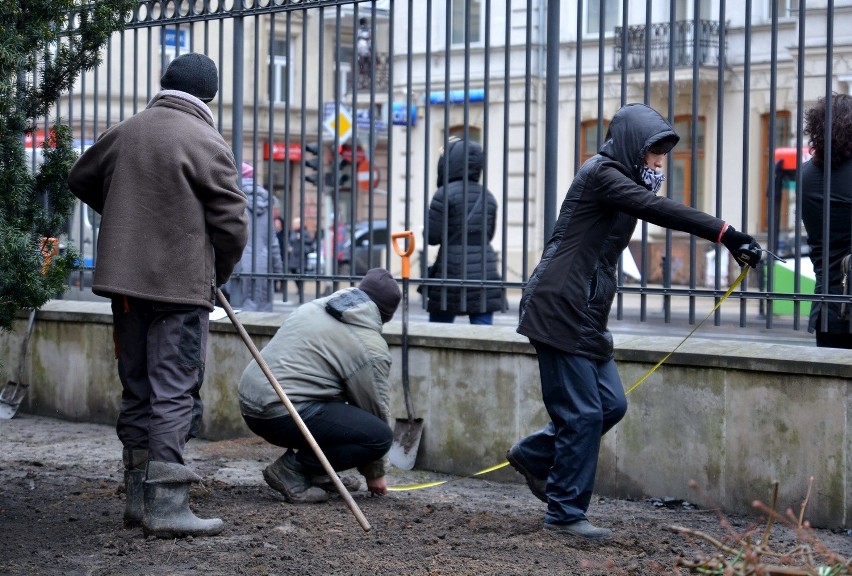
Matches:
[425,140,505,315]
[801,158,852,335]
[517,103,727,360]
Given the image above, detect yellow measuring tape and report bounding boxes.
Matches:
[388,461,510,491]
[624,266,749,395]
[388,267,750,492]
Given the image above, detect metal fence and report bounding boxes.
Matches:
[45,0,850,333]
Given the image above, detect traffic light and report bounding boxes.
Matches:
[304,142,323,186]
[329,151,352,189]
[303,143,354,190]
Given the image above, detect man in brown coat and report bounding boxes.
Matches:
[67,53,248,539]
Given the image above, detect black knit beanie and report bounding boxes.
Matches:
[160,53,219,103]
[358,268,401,323]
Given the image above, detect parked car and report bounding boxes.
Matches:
[336,219,389,276]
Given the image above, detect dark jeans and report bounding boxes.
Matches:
[243,402,392,476]
[513,341,627,524]
[111,297,208,464]
[429,311,493,325]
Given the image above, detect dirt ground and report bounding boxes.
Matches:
[1,415,851,576]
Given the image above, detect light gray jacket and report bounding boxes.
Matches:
[238,287,392,478]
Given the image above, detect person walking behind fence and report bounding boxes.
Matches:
[274,216,286,293]
[506,103,762,541]
[287,217,315,299]
[801,93,852,349]
[238,162,284,311]
[423,137,505,324]
[238,268,401,503]
[287,217,315,275]
[68,53,248,538]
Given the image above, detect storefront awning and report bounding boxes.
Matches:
[264,142,302,162]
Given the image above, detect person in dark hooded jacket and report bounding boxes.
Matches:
[424,137,505,324]
[506,103,762,541]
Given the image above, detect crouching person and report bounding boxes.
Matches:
[238,268,401,502]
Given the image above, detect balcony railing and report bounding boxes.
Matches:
[614,20,725,71]
[351,52,390,93]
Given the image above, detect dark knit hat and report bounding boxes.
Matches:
[160,53,219,103]
[358,268,401,323]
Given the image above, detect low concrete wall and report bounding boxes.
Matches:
[1,300,850,528]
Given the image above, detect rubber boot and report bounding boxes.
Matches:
[122,448,148,527]
[142,461,224,538]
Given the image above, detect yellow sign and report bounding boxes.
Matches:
[323,108,352,144]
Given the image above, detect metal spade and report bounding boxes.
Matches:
[388,231,423,470]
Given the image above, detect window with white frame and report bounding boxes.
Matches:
[674,0,713,20]
[270,38,292,104]
[586,0,621,36]
[451,0,482,45]
[781,0,800,18]
[755,0,800,22]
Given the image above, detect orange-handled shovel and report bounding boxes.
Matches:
[388,231,424,470]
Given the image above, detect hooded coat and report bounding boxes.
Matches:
[425,139,504,315]
[238,176,284,311]
[517,103,728,360]
[67,91,248,309]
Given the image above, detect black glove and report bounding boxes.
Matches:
[720,225,762,268]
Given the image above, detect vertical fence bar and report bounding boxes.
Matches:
[543,0,559,246]
[712,0,727,326]
[820,0,835,333]
[792,0,807,332]
[502,0,513,287]
[740,0,753,326]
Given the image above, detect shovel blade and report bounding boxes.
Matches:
[0,381,29,419]
[389,417,424,470]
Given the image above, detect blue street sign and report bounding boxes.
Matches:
[428,88,485,105]
[163,29,188,49]
[392,102,417,126]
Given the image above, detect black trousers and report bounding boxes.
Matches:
[111,296,208,464]
[243,401,392,476]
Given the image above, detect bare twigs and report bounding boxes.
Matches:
[668,479,850,575]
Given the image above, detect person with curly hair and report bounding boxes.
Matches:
[801,93,852,349]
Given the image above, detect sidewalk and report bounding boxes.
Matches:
[271,283,815,346]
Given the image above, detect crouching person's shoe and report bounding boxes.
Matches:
[506,444,547,503]
[263,452,329,503]
[142,461,224,539]
[310,473,362,493]
[543,519,613,541]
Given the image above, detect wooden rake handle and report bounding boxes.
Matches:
[215,289,371,532]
